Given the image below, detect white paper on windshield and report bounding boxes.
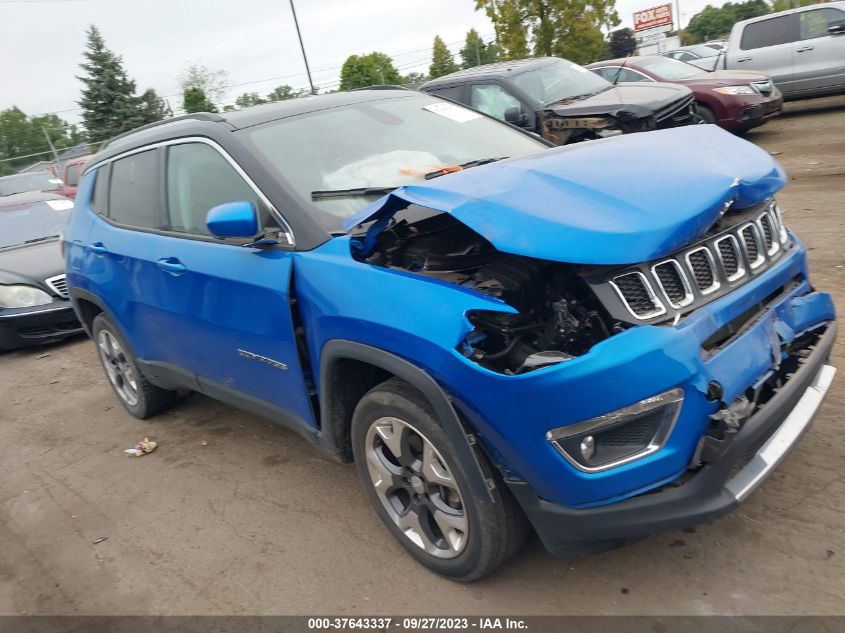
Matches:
[46,199,74,211]
[49,178,63,184]
[423,102,482,123]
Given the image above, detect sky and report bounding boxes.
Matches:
[0,0,714,129]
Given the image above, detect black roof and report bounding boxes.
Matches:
[97,89,418,161]
[421,57,558,88]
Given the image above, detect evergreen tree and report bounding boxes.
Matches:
[459,29,499,69]
[183,87,218,113]
[429,36,459,79]
[267,85,302,101]
[77,25,143,141]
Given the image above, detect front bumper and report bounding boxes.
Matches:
[0,302,83,350]
[721,93,783,131]
[506,322,836,557]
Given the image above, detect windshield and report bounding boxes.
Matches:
[637,57,705,80]
[0,171,63,197]
[511,58,611,106]
[239,94,545,229]
[686,45,720,58]
[0,199,71,248]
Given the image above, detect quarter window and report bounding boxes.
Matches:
[89,164,109,216]
[108,150,161,229]
[800,8,845,40]
[165,142,263,236]
[470,84,522,121]
[740,16,795,50]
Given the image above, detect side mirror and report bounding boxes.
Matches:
[207,201,260,239]
[504,106,528,127]
[829,22,845,35]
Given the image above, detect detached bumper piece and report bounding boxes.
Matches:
[508,322,837,558]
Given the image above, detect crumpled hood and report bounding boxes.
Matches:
[548,83,691,119]
[344,125,786,266]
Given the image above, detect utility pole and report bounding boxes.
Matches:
[41,127,63,177]
[476,39,482,66]
[289,0,316,95]
[675,0,682,34]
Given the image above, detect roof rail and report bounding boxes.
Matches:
[100,112,226,149]
[350,84,411,92]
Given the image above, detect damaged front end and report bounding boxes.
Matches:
[539,94,698,145]
[356,210,617,374]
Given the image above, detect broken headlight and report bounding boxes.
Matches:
[546,388,684,472]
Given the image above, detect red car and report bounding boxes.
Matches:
[586,56,783,133]
[57,155,92,200]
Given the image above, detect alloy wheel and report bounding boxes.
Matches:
[365,416,468,559]
[97,330,139,407]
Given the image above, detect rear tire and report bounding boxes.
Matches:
[92,314,178,419]
[351,378,527,582]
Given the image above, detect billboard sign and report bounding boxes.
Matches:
[633,4,673,31]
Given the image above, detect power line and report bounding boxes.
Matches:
[28,32,495,118]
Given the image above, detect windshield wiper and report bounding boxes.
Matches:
[311,186,400,200]
[23,235,60,244]
[424,157,507,180]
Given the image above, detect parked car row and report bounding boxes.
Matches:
[661,1,845,99]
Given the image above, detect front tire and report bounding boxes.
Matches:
[696,103,718,125]
[92,314,178,419]
[351,378,526,581]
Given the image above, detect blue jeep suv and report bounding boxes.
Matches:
[64,89,837,581]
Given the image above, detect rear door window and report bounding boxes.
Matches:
[108,149,161,229]
[799,7,845,40]
[740,15,796,50]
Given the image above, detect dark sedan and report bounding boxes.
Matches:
[587,56,783,133]
[0,192,83,350]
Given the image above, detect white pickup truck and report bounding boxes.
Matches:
[720,2,845,98]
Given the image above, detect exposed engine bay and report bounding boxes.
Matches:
[356,208,619,374]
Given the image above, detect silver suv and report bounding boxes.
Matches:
[723,2,845,98]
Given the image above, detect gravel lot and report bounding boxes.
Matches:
[1,96,843,616]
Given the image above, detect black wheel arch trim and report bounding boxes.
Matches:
[318,339,495,503]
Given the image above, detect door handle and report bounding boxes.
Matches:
[89,242,108,255]
[796,46,814,52]
[737,56,752,62]
[157,258,187,275]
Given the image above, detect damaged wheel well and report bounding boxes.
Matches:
[319,356,394,461]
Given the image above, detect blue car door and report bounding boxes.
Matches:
[82,149,193,374]
[153,139,316,429]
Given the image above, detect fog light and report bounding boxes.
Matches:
[546,388,684,472]
[580,436,596,461]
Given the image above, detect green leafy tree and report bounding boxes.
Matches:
[771,0,824,11]
[429,35,459,78]
[686,1,770,43]
[339,52,402,90]
[137,88,170,125]
[402,72,429,86]
[459,29,499,68]
[77,25,144,141]
[267,85,303,101]
[182,87,217,113]
[476,0,619,65]
[234,92,267,108]
[180,64,229,109]
[477,0,529,60]
[0,107,87,175]
[608,28,637,58]
[732,0,770,21]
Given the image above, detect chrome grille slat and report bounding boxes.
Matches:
[609,202,787,321]
[45,274,68,298]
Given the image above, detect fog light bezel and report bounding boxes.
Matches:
[546,388,684,473]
